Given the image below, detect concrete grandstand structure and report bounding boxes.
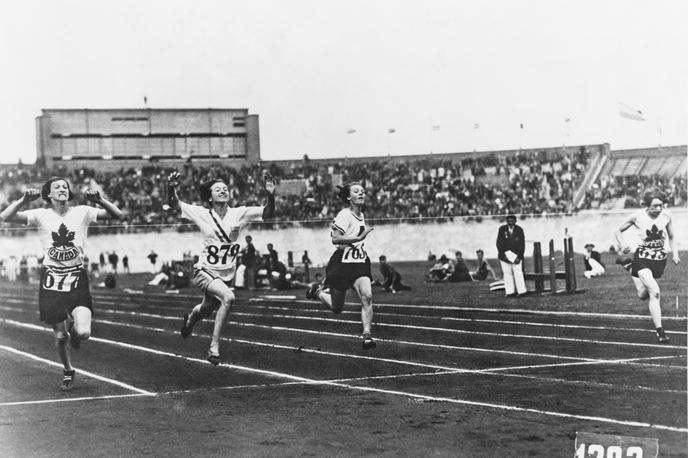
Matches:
[35,108,261,170]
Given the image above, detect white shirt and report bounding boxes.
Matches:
[180,202,263,280]
[24,206,100,269]
[631,209,672,261]
[331,208,369,263]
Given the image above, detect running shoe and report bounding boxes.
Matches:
[657,328,670,343]
[61,369,75,391]
[361,334,377,350]
[207,351,221,366]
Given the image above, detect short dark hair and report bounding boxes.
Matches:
[199,179,227,202]
[642,187,667,207]
[379,255,387,262]
[41,177,74,202]
[506,214,517,221]
[336,181,363,204]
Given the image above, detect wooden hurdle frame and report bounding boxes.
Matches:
[524,237,581,294]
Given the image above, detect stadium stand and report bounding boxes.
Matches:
[2,144,685,236]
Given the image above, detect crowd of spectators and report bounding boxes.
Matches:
[582,174,687,210]
[1,146,684,236]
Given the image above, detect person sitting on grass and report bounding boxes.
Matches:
[447,251,473,282]
[425,254,451,282]
[470,249,498,281]
[377,255,412,293]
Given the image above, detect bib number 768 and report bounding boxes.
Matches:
[43,271,80,292]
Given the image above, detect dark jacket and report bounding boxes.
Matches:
[496,224,525,263]
[583,250,604,271]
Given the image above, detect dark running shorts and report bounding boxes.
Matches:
[38,266,93,325]
[324,249,372,292]
[631,255,667,279]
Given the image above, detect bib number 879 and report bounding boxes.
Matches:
[207,244,240,265]
[575,444,643,458]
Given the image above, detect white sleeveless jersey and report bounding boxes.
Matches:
[631,209,671,261]
[180,202,263,280]
[331,208,369,263]
[24,206,100,269]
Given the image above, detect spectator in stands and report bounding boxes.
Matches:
[447,251,472,282]
[471,249,498,281]
[99,252,105,271]
[582,243,605,279]
[376,255,412,293]
[496,214,527,297]
[241,235,258,290]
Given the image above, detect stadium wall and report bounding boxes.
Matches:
[2,210,686,273]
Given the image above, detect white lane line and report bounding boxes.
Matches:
[0,393,151,407]
[2,318,685,434]
[6,297,682,351]
[0,344,155,396]
[6,290,684,322]
[2,303,684,372]
[5,314,683,395]
[0,303,615,361]
[248,304,688,336]
[229,311,688,350]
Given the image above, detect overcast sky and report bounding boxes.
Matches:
[0,0,686,164]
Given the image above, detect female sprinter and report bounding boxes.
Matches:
[167,171,275,365]
[306,182,376,349]
[614,188,680,343]
[0,177,123,390]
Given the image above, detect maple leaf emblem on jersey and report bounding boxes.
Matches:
[644,224,663,242]
[52,223,76,248]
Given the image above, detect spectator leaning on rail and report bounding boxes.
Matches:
[496,214,527,297]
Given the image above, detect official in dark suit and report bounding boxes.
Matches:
[496,214,527,296]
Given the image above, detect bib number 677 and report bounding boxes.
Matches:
[44,272,80,292]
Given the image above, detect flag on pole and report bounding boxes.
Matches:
[619,102,646,121]
[346,129,357,134]
[143,96,148,106]
[387,128,396,133]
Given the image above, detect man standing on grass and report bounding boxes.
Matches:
[496,214,526,297]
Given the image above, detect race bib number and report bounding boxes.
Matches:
[342,243,367,264]
[205,243,241,266]
[43,270,80,293]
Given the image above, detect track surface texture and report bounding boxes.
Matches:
[1,252,686,457]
